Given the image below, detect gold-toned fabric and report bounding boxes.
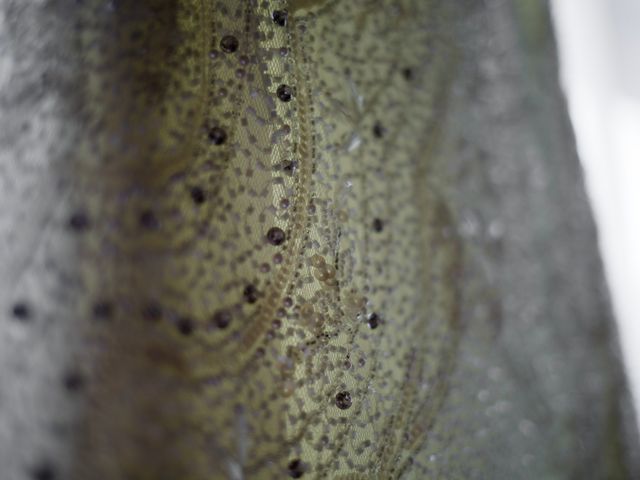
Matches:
[0,1,637,479]
[70,1,460,477]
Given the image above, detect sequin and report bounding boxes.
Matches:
[29,463,57,480]
[244,284,259,304]
[68,212,90,232]
[335,391,352,410]
[276,84,293,102]
[373,122,385,138]
[288,458,304,478]
[212,310,232,329]
[63,371,85,392]
[266,226,286,245]
[272,10,288,27]
[176,317,195,336]
[208,126,227,145]
[190,186,206,204]
[220,35,239,53]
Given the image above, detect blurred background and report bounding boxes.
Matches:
[551,0,640,423]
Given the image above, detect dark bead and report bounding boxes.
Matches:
[282,160,298,176]
[288,459,305,478]
[367,313,379,329]
[92,301,113,320]
[272,10,288,27]
[372,218,384,232]
[208,126,227,145]
[63,371,85,392]
[30,463,56,480]
[190,186,206,204]
[276,84,293,102]
[372,122,385,138]
[11,302,31,321]
[212,309,232,329]
[402,67,414,80]
[68,212,90,232]
[266,226,286,245]
[335,390,352,410]
[220,35,239,53]
[139,210,159,229]
[243,284,259,304]
[177,317,194,336]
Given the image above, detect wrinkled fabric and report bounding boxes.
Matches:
[0,1,637,479]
